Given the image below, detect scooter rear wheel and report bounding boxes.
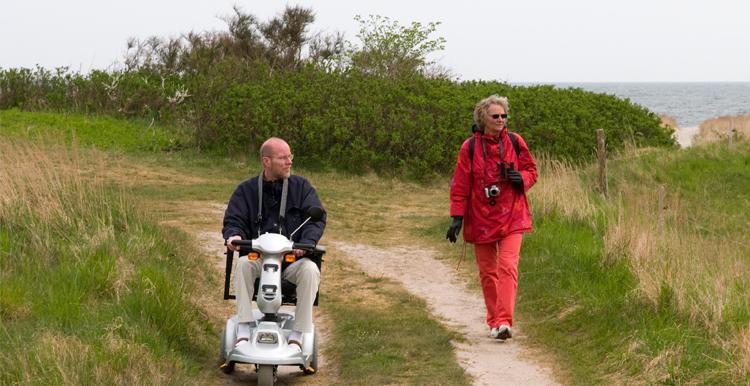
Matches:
[219,328,235,374]
[302,330,318,375]
[219,361,235,374]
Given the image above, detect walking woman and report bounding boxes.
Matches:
[446,95,538,340]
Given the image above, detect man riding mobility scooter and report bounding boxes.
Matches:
[219,207,326,386]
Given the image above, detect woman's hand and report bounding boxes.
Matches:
[446,216,463,243]
[507,170,524,191]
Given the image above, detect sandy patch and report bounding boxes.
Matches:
[675,126,700,148]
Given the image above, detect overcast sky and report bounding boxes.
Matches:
[2,0,748,82]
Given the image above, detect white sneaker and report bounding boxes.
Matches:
[288,330,303,352]
[489,327,500,339]
[235,322,251,347]
[496,324,512,340]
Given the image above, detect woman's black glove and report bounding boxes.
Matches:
[446,216,463,243]
[507,169,524,191]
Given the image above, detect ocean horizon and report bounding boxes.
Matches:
[514,81,750,129]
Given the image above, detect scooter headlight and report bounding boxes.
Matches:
[257,332,278,344]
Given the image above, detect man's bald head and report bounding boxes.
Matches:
[260,137,289,158]
[260,137,293,181]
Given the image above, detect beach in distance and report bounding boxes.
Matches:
[519,82,750,147]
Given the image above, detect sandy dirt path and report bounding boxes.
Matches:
[334,242,559,386]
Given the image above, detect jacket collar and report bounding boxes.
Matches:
[478,126,508,142]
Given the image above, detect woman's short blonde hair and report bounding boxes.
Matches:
[473,95,510,131]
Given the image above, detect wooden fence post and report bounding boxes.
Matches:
[657,185,666,234]
[596,128,608,198]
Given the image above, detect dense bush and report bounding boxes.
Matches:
[0,6,675,178]
[194,67,674,177]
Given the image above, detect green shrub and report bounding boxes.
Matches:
[195,67,674,177]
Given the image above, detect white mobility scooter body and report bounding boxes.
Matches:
[220,207,325,385]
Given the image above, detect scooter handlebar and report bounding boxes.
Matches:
[294,243,327,254]
[292,242,316,250]
[227,239,253,252]
[229,240,253,246]
[227,239,324,253]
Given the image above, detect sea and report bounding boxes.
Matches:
[519,82,750,129]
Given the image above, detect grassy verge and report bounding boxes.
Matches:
[516,142,750,384]
[0,139,215,385]
[0,108,186,152]
[518,214,733,384]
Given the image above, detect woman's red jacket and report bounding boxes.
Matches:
[449,128,538,244]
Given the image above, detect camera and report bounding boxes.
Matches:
[484,184,500,198]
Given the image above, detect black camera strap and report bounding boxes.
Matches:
[470,133,520,159]
[480,136,504,182]
[256,172,289,237]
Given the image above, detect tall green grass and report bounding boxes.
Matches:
[602,143,750,329]
[0,139,215,385]
[517,141,750,384]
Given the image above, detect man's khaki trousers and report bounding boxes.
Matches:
[235,256,320,333]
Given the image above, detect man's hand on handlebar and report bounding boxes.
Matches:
[226,235,242,252]
[293,249,305,257]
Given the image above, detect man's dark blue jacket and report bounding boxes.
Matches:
[222,175,325,245]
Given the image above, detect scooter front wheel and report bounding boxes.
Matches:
[257,364,276,386]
